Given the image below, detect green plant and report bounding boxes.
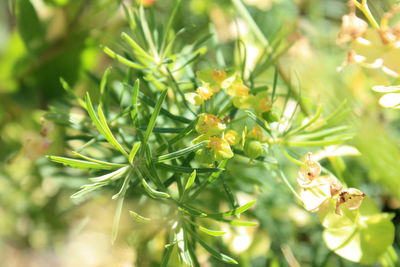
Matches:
[45,0,396,265]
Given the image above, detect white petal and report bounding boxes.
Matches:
[378,93,400,108]
[372,85,400,93]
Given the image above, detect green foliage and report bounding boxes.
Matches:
[1,0,400,266]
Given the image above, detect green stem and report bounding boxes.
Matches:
[352,0,379,29]
[278,170,302,204]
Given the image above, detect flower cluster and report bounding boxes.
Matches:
[193,113,235,162]
[338,3,400,77]
[185,68,272,115]
[297,153,365,216]
[186,69,274,163]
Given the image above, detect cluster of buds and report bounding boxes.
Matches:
[185,69,227,106]
[297,153,365,216]
[186,68,273,116]
[193,114,237,162]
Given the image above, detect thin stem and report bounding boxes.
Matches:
[280,147,307,167]
[278,169,302,204]
[352,0,380,29]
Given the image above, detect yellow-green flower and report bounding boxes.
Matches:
[224,75,249,96]
[196,85,214,100]
[247,126,263,141]
[185,92,204,106]
[208,136,234,161]
[224,130,240,146]
[195,114,226,136]
[254,92,272,114]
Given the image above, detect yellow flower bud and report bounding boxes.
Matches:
[195,114,226,136]
[208,136,234,161]
[224,130,240,145]
[185,92,204,106]
[254,92,272,113]
[196,85,214,100]
[247,126,263,141]
[226,76,249,97]
[212,69,227,83]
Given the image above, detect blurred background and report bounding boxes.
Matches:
[0,0,399,266]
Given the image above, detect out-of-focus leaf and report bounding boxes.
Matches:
[17,0,44,52]
[111,174,131,244]
[186,227,238,264]
[176,226,193,266]
[323,198,395,264]
[129,211,151,223]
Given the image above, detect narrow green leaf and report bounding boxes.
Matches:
[103,47,145,69]
[271,66,278,102]
[59,78,86,108]
[129,142,141,165]
[71,151,127,168]
[85,93,108,136]
[144,89,168,143]
[129,211,151,223]
[185,170,196,191]
[245,110,271,136]
[186,227,238,264]
[85,93,129,158]
[111,173,131,244]
[208,200,256,218]
[161,241,175,267]
[138,91,191,123]
[285,134,354,147]
[160,0,182,56]
[156,163,224,173]
[176,226,193,266]
[229,220,258,226]
[122,3,136,30]
[121,32,156,64]
[47,155,120,170]
[141,178,170,199]
[198,225,226,236]
[71,182,107,198]
[177,204,207,217]
[131,79,140,121]
[100,67,112,97]
[295,126,351,140]
[155,117,199,153]
[286,106,323,137]
[89,166,129,183]
[139,127,185,133]
[97,104,129,158]
[154,141,208,162]
[180,170,197,201]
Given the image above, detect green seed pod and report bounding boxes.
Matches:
[195,148,215,164]
[262,110,280,123]
[244,140,263,159]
